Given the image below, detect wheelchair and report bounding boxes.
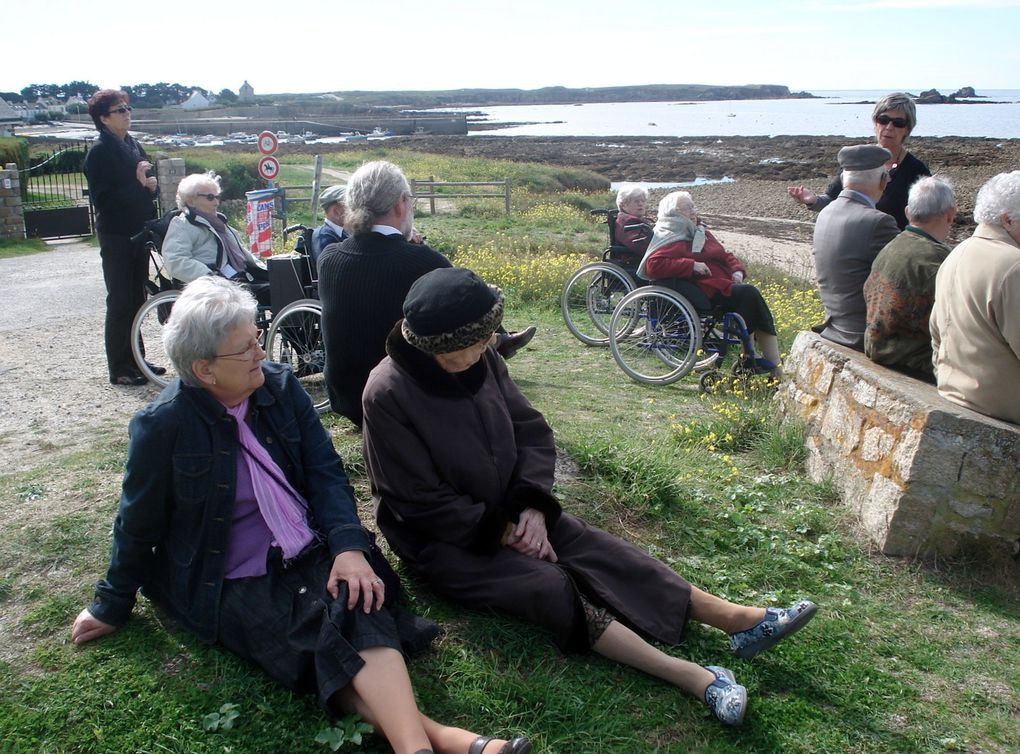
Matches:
[129,216,329,412]
[561,209,642,345]
[562,209,775,388]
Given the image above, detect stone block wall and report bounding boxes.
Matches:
[156,157,186,216]
[777,331,1020,558]
[1,163,26,240]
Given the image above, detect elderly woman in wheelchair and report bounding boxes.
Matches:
[161,172,269,301]
[634,191,782,378]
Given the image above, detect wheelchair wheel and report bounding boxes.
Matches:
[561,262,636,346]
[131,290,181,387]
[609,286,702,385]
[265,299,330,414]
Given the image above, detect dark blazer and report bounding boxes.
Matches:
[82,130,157,235]
[813,190,900,349]
[812,152,929,230]
[89,362,369,642]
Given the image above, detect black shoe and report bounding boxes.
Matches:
[145,361,167,376]
[111,373,147,386]
[495,326,537,360]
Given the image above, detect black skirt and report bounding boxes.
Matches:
[217,544,440,707]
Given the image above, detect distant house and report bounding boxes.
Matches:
[239,80,255,104]
[180,90,212,110]
[0,97,20,135]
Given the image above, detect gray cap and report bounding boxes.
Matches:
[838,144,891,171]
[319,184,346,208]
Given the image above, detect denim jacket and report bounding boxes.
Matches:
[89,362,370,642]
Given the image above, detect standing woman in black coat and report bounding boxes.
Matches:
[83,89,158,385]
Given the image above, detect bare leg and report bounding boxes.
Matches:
[332,648,510,754]
[592,619,715,697]
[688,586,766,634]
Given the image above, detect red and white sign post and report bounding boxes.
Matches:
[246,131,282,257]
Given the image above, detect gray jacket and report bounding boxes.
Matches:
[162,211,260,283]
[812,190,899,349]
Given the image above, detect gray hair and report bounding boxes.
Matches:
[344,161,411,234]
[842,166,887,191]
[163,276,258,387]
[973,170,1020,226]
[176,171,221,210]
[906,175,956,222]
[657,190,695,218]
[616,184,648,211]
[873,92,918,134]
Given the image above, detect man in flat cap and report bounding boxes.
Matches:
[310,184,348,264]
[811,144,901,350]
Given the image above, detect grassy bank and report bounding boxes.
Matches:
[1,148,1017,754]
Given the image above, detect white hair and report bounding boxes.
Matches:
[906,175,955,222]
[615,184,648,211]
[973,170,1020,226]
[657,190,695,219]
[344,161,411,234]
[163,277,258,387]
[176,171,221,210]
[842,166,887,191]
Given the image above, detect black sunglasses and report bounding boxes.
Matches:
[875,114,908,128]
[196,193,221,201]
[107,106,132,115]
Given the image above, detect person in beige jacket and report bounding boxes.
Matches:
[930,171,1020,424]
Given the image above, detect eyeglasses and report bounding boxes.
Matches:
[196,193,221,201]
[107,106,132,115]
[875,114,908,128]
[216,330,265,361]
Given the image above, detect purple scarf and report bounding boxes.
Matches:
[197,210,250,275]
[224,399,314,559]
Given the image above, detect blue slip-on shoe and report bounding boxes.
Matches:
[729,600,818,659]
[703,665,747,726]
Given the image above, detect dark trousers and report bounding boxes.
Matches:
[99,232,148,380]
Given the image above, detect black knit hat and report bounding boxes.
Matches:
[401,268,504,354]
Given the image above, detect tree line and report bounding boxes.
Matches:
[1,81,239,108]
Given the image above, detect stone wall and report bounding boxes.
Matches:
[0,163,26,240]
[777,331,1020,559]
[156,157,185,216]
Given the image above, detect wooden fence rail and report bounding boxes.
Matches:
[409,177,511,215]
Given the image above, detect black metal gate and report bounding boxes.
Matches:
[20,140,93,239]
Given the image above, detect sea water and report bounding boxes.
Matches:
[428,90,1020,139]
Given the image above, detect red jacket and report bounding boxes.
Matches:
[643,229,745,298]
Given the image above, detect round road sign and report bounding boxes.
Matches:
[257,130,279,155]
[258,156,281,181]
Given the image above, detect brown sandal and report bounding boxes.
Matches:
[468,736,533,754]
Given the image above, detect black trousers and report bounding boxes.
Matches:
[99,232,148,380]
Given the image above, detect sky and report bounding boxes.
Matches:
[3,0,1019,96]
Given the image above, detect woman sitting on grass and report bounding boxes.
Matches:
[70,276,532,754]
[362,267,818,727]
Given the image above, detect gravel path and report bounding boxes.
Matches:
[0,241,161,474]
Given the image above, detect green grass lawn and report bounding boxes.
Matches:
[1,149,1017,754]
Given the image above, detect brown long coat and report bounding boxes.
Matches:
[362,327,692,651]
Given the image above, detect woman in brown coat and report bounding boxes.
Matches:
[362,268,817,727]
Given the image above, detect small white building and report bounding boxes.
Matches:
[180,90,212,110]
[239,80,255,103]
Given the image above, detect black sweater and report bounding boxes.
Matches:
[318,232,451,425]
[83,131,157,235]
[821,151,930,230]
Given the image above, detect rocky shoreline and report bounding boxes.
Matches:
[393,134,1019,242]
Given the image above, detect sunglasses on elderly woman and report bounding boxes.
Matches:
[875,114,908,128]
[107,106,132,115]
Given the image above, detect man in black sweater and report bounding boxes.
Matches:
[318,161,535,426]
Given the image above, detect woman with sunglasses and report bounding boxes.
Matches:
[71,276,534,754]
[161,172,268,302]
[84,90,158,386]
[788,92,930,229]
